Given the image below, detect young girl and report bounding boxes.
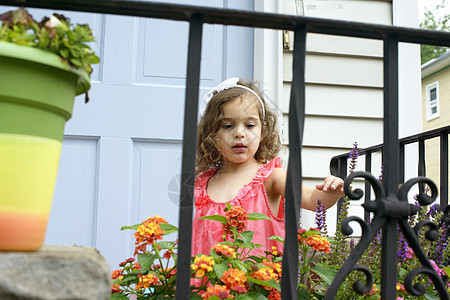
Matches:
[192,78,345,257]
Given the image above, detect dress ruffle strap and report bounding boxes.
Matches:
[194,168,218,209]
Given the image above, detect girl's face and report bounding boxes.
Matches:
[215,95,263,166]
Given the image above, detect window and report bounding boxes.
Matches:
[425,81,440,121]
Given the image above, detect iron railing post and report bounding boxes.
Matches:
[282,24,307,300]
[441,131,449,210]
[176,14,203,299]
[364,151,372,222]
[380,33,400,299]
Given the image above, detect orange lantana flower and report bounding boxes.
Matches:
[135,273,160,290]
[133,216,166,255]
[305,235,330,253]
[111,269,122,280]
[191,255,214,277]
[220,268,248,293]
[202,284,234,299]
[222,206,248,235]
[251,267,279,290]
[111,283,121,294]
[268,289,281,300]
[262,259,282,277]
[212,244,237,258]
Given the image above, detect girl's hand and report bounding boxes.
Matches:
[315,175,345,198]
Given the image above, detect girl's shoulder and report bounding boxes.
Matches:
[257,157,284,183]
[264,158,286,194]
[195,167,218,184]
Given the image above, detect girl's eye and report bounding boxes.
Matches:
[246,124,256,128]
[222,124,233,129]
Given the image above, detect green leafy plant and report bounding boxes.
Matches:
[0,7,100,100]
[110,203,334,299]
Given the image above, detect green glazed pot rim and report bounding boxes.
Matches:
[0,41,90,95]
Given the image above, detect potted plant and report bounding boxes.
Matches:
[0,7,99,251]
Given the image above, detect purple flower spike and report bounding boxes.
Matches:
[348,142,359,174]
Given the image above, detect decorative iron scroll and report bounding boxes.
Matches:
[325,171,449,299]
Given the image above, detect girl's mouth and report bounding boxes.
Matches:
[232,144,247,152]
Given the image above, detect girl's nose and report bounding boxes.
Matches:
[235,131,244,139]
[234,125,245,138]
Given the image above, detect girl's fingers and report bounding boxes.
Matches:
[316,176,345,194]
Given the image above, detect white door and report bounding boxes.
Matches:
[1,0,255,268]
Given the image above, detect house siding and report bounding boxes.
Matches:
[282,0,392,234]
[422,62,450,206]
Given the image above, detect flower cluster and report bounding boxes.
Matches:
[112,206,284,299]
[222,205,248,235]
[251,267,279,290]
[315,199,327,234]
[221,268,248,293]
[262,259,282,277]
[133,216,167,255]
[111,216,178,297]
[298,227,330,253]
[135,273,160,290]
[305,235,330,253]
[212,244,236,258]
[191,255,214,277]
[202,284,234,299]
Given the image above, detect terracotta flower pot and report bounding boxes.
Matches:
[0,42,87,251]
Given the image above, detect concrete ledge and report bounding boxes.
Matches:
[0,245,111,300]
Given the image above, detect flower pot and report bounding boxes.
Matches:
[0,42,87,251]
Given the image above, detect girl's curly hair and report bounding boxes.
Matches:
[196,80,281,175]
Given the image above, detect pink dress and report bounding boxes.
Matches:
[192,157,285,257]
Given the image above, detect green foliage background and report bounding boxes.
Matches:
[420,0,449,64]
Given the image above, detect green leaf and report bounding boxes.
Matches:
[443,266,450,277]
[239,231,255,244]
[246,277,280,290]
[423,293,440,300]
[297,289,312,300]
[69,57,82,67]
[137,253,158,270]
[190,294,204,300]
[159,223,178,235]
[110,293,129,300]
[267,235,284,243]
[230,260,248,272]
[157,241,176,249]
[198,215,227,224]
[310,264,336,286]
[213,262,229,278]
[59,48,69,58]
[119,274,138,284]
[121,224,140,231]
[248,213,271,221]
[236,292,268,299]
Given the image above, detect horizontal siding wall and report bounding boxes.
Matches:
[422,66,450,206]
[282,0,391,234]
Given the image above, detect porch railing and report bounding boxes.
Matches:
[331,124,450,223]
[1,0,450,299]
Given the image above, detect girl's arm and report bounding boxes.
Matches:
[268,168,345,211]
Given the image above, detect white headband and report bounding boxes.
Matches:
[200,78,265,119]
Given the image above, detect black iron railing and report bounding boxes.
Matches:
[329,125,450,299]
[1,1,450,299]
[331,125,450,222]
